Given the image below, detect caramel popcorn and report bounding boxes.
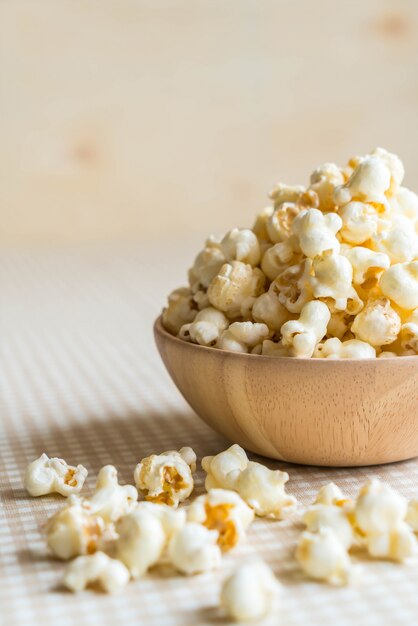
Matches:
[162,147,418,358]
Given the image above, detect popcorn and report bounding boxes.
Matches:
[87,465,138,523]
[24,453,87,497]
[179,307,228,346]
[202,445,296,518]
[168,522,222,575]
[135,500,187,537]
[164,147,418,359]
[187,489,254,551]
[46,496,110,560]
[207,261,265,318]
[162,288,197,335]
[220,228,261,267]
[270,259,313,313]
[309,253,358,312]
[302,504,354,549]
[63,552,130,594]
[314,483,352,507]
[296,528,356,585]
[354,479,407,535]
[188,238,225,291]
[309,162,344,212]
[314,338,376,359]
[261,240,299,281]
[220,561,281,622]
[334,156,391,206]
[252,290,292,332]
[351,298,401,347]
[115,509,167,577]
[380,261,418,310]
[266,202,302,243]
[366,523,417,562]
[218,321,270,352]
[400,309,418,352]
[344,247,390,287]
[291,208,342,258]
[134,447,196,507]
[280,300,330,358]
[338,201,385,245]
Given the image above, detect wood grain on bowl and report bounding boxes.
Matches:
[154,317,418,467]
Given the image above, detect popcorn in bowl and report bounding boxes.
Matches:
[162,148,418,358]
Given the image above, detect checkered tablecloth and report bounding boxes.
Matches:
[1,239,418,626]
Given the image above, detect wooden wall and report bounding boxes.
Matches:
[1,0,417,244]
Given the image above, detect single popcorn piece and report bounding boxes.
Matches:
[309,162,345,212]
[351,298,401,347]
[372,214,418,264]
[221,561,281,622]
[46,496,110,560]
[380,261,418,310]
[343,247,390,287]
[338,201,385,245]
[252,206,274,241]
[266,202,302,243]
[187,488,254,552]
[63,551,130,594]
[309,253,359,313]
[390,186,418,222]
[366,523,417,562]
[371,147,404,192]
[314,483,352,507]
[334,156,391,206]
[314,338,376,359]
[269,182,305,207]
[202,445,296,519]
[296,528,356,586]
[202,444,249,491]
[179,307,228,346]
[271,259,313,313]
[168,522,222,575]
[261,240,300,282]
[135,500,187,537]
[302,504,355,549]
[87,465,137,523]
[354,479,407,536]
[252,290,292,332]
[220,228,261,267]
[162,287,197,335]
[115,508,167,577]
[188,238,225,292]
[291,208,342,258]
[280,300,330,358]
[217,322,270,353]
[261,339,290,356]
[134,447,196,507]
[207,261,265,318]
[326,310,354,340]
[24,453,88,497]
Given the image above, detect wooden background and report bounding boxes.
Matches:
[1,0,417,245]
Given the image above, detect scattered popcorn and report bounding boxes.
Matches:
[46,496,111,560]
[296,528,356,586]
[24,453,88,497]
[168,522,222,575]
[314,482,352,507]
[115,508,167,577]
[221,561,281,622]
[87,465,138,523]
[63,552,130,594]
[134,447,196,507]
[187,489,254,552]
[302,504,354,549]
[163,147,418,359]
[202,445,296,519]
[366,523,417,562]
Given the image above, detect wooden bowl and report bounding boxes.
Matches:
[154,317,418,467]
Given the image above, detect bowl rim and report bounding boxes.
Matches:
[154,316,418,364]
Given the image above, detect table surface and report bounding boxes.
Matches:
[1,239,418,626]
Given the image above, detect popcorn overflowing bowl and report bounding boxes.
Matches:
[155,148,418,466]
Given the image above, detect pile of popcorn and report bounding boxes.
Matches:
[163,148,418,358]
[24,445,418,621]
